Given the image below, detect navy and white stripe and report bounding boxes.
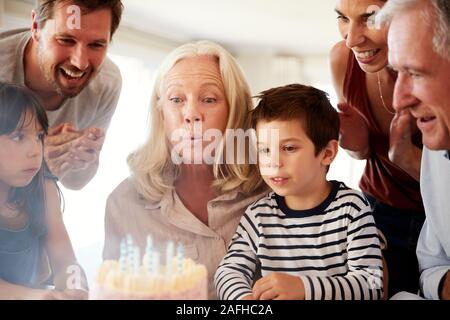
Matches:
[214,181,383,300]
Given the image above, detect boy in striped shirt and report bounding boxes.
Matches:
[214,84,383,300]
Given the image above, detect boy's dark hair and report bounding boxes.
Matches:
[250,84,340,156]
[0,83,49,235]
[36,0,124,38]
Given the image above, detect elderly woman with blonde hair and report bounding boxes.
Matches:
[102,40,265,299]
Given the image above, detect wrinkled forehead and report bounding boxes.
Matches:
[162,56,225,91]
[387,9,434,67]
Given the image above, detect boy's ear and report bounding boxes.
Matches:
[320,140,339,166]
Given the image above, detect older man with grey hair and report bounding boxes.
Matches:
[379,0,450,300]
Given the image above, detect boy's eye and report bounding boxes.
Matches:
[258,148,270,154]
[283,145,298,152]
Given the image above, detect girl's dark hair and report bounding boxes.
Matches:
[0,83,49,234]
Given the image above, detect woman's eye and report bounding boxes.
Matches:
[337,15,348,23]
[365,15,376,24]
[203,97,217,104]
[169,97,183,104]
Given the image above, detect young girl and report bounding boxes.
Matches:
[0,83,87,299]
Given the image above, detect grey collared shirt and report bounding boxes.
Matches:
[103,177,266,299]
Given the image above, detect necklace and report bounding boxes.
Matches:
[377,72,395,115]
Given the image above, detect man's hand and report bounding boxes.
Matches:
[440,270,450,300]
[44,123,104,181]
[388,109,421,181]
[252,273,305,300]
[44,123,81,178]
[65,127,105,171]
[337,103,370,157]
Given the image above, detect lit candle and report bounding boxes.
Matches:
[119,238,127,272]
[143,235,153,272]
[166,241,174,276]
[126,234,134,247]
[152,251,160,274]
[176,243,184,274]
[133,246,140,274]
[146,235,153,252]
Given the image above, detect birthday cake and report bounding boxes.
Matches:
[90,236,208,300]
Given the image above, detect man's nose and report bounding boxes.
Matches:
[70,45,89,71]
[393,73,420,112]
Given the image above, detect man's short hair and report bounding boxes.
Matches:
[378,0,450,59]
[35,0,124,38]
[251,84,340,156]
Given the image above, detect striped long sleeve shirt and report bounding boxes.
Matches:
[214,181,383,300]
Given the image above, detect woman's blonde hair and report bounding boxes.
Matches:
[128,40,262,201]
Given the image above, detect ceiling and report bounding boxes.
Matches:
[122,0,342,56]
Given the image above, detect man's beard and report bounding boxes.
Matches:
[38,51,91,98]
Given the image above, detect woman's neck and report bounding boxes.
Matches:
[379,65,396,81]
[175,164,217,225]
[177,164,215,184]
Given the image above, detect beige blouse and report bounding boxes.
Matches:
[103,177,266,299]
